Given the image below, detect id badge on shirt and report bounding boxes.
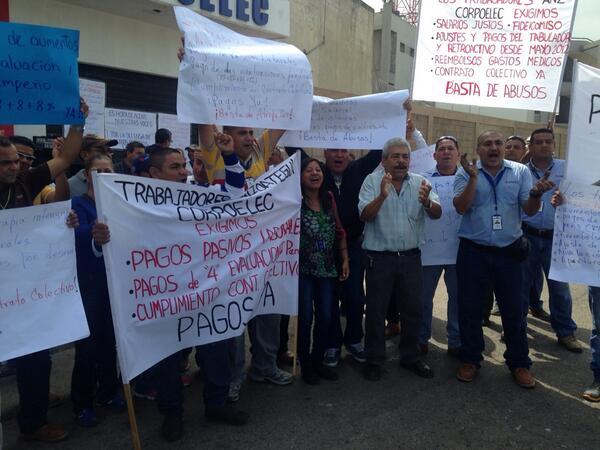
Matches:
[492,215,503,230]
[538,201,544,212]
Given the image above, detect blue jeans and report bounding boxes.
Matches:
[15,350,51,433]
[589,286,600,380]
[329,239,365,348]
[298,274,335,365]
[419,265,460,348]
[523,233,577,337]
[457,239,531,370]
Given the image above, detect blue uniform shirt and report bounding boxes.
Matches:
[521,158,564,230]
[454,159,532,247]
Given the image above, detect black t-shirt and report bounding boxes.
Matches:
[0,163,52,209]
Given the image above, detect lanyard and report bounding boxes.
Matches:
[481,168,506,212]
[528,161,553,180]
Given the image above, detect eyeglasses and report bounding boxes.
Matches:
[17,152,35,162]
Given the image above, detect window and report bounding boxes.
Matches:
[400,42,405,53]
[390,31,397,74]
[409,47,415,57]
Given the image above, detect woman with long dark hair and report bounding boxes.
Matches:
[298,158,349,384]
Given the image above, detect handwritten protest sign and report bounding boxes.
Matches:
[421,176,461,266]
[0,22,81,124]
[94,154,301,381]
[158,113,190,151]
[549,180,600,286]
[104,108,157,148]
[409,145,436,174]
[412,0,576,111]
[565,62,600,186]
[66,78,106,136]
[279,90,409,149]
[0,201,89,361]
[175,6,313,130]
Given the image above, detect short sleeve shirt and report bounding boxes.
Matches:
[0,164,51,209]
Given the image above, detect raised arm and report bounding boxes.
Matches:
[453,154,478,215]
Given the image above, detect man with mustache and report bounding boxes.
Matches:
[359,137,441,381]
[453,130,555,388]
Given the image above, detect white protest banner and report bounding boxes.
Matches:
[65,78,106,136]
[94,154,301,381]
[0,201,89,361]
[158,113,191,151]
[279,90,409,149]
[549,180,600,286]
[409,145,436,174]
[565,62,600,186]
[412,0,576,111]
[175,6,313,130]
[421,176,460,266]
[104,108,157,148]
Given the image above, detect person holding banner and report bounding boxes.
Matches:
[550,190,600,402]
[0,99,87,443]
[298,158,349,384]
[70,153,124,428]
[453,130,555,388]
[521,128,581,352]
[359,137,441,381]
[419,136,461,357]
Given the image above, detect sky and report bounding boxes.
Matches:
[362,0,600,41]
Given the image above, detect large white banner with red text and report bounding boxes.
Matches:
[94,155,301,382]
[412,0,576,111]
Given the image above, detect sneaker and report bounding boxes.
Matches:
[314,363,339,381]
[97,393,126,412]
[346,343,366,363]
[249,368,293,386]
[582,380,600,402]
[456,363,478,382]
[385,322,400,339]
[557,335,583,353]
[133,386,158,401]
[76,408,98,428]
[161,415,183,442]
[21,423,69,442]
[323,348,340,367]
[228,382,241,403]
[181,374,194,387]
[529,307,551,322]
[301,364,320,385]
[205,406,249,426]
[512,367,536,389]
[400,360,434,379]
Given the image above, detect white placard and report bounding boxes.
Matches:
[412,0,576,112]
[565,62,600,186]
[104,108,157,149]
[66,78,106,136]
[421,176,460,266]
[279,90,409,149]
[175,6,313,130]
[409,145,436,174]
[549,180,600,286]
[0,201,89,361]
[157,113,191,151]
[94,155,301,382]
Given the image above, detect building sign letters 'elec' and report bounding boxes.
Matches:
[177,0,269,26]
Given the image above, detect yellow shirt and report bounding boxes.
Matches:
[202,130,272,184]
[33,184,55,205]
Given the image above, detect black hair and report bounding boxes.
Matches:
[300,157,332,212]
[8,135,35,150]
[155,128,172,145]
[529,128,554,143]
[435,136,459,151]
[125,141,145,153]
[84,153,112,171]
[0,137,13,149]
[148,147,181,171]
[506,135,527,147]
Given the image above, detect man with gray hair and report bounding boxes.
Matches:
[359,137,441,381]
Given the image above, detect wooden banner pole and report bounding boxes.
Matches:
[122,383,142,450]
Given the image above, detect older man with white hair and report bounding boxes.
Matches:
[359,137,441,381]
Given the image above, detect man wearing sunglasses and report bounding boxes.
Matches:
[8,135,36,172]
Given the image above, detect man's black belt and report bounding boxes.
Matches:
[368,248,420,257]
[460,238,508,254]
[522,222,554,239]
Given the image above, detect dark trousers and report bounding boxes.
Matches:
[457,239,531,370]
[297,275,335,365]
[71,295,119,412]
[279,315,290,355]
[15,350,51,433]
[329,239,365,348]
[155,339,232,417]
[364,250,423,366]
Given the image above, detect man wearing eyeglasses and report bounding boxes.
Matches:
[8,135,36,172]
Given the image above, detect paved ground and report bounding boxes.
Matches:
[1,282,599,450]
